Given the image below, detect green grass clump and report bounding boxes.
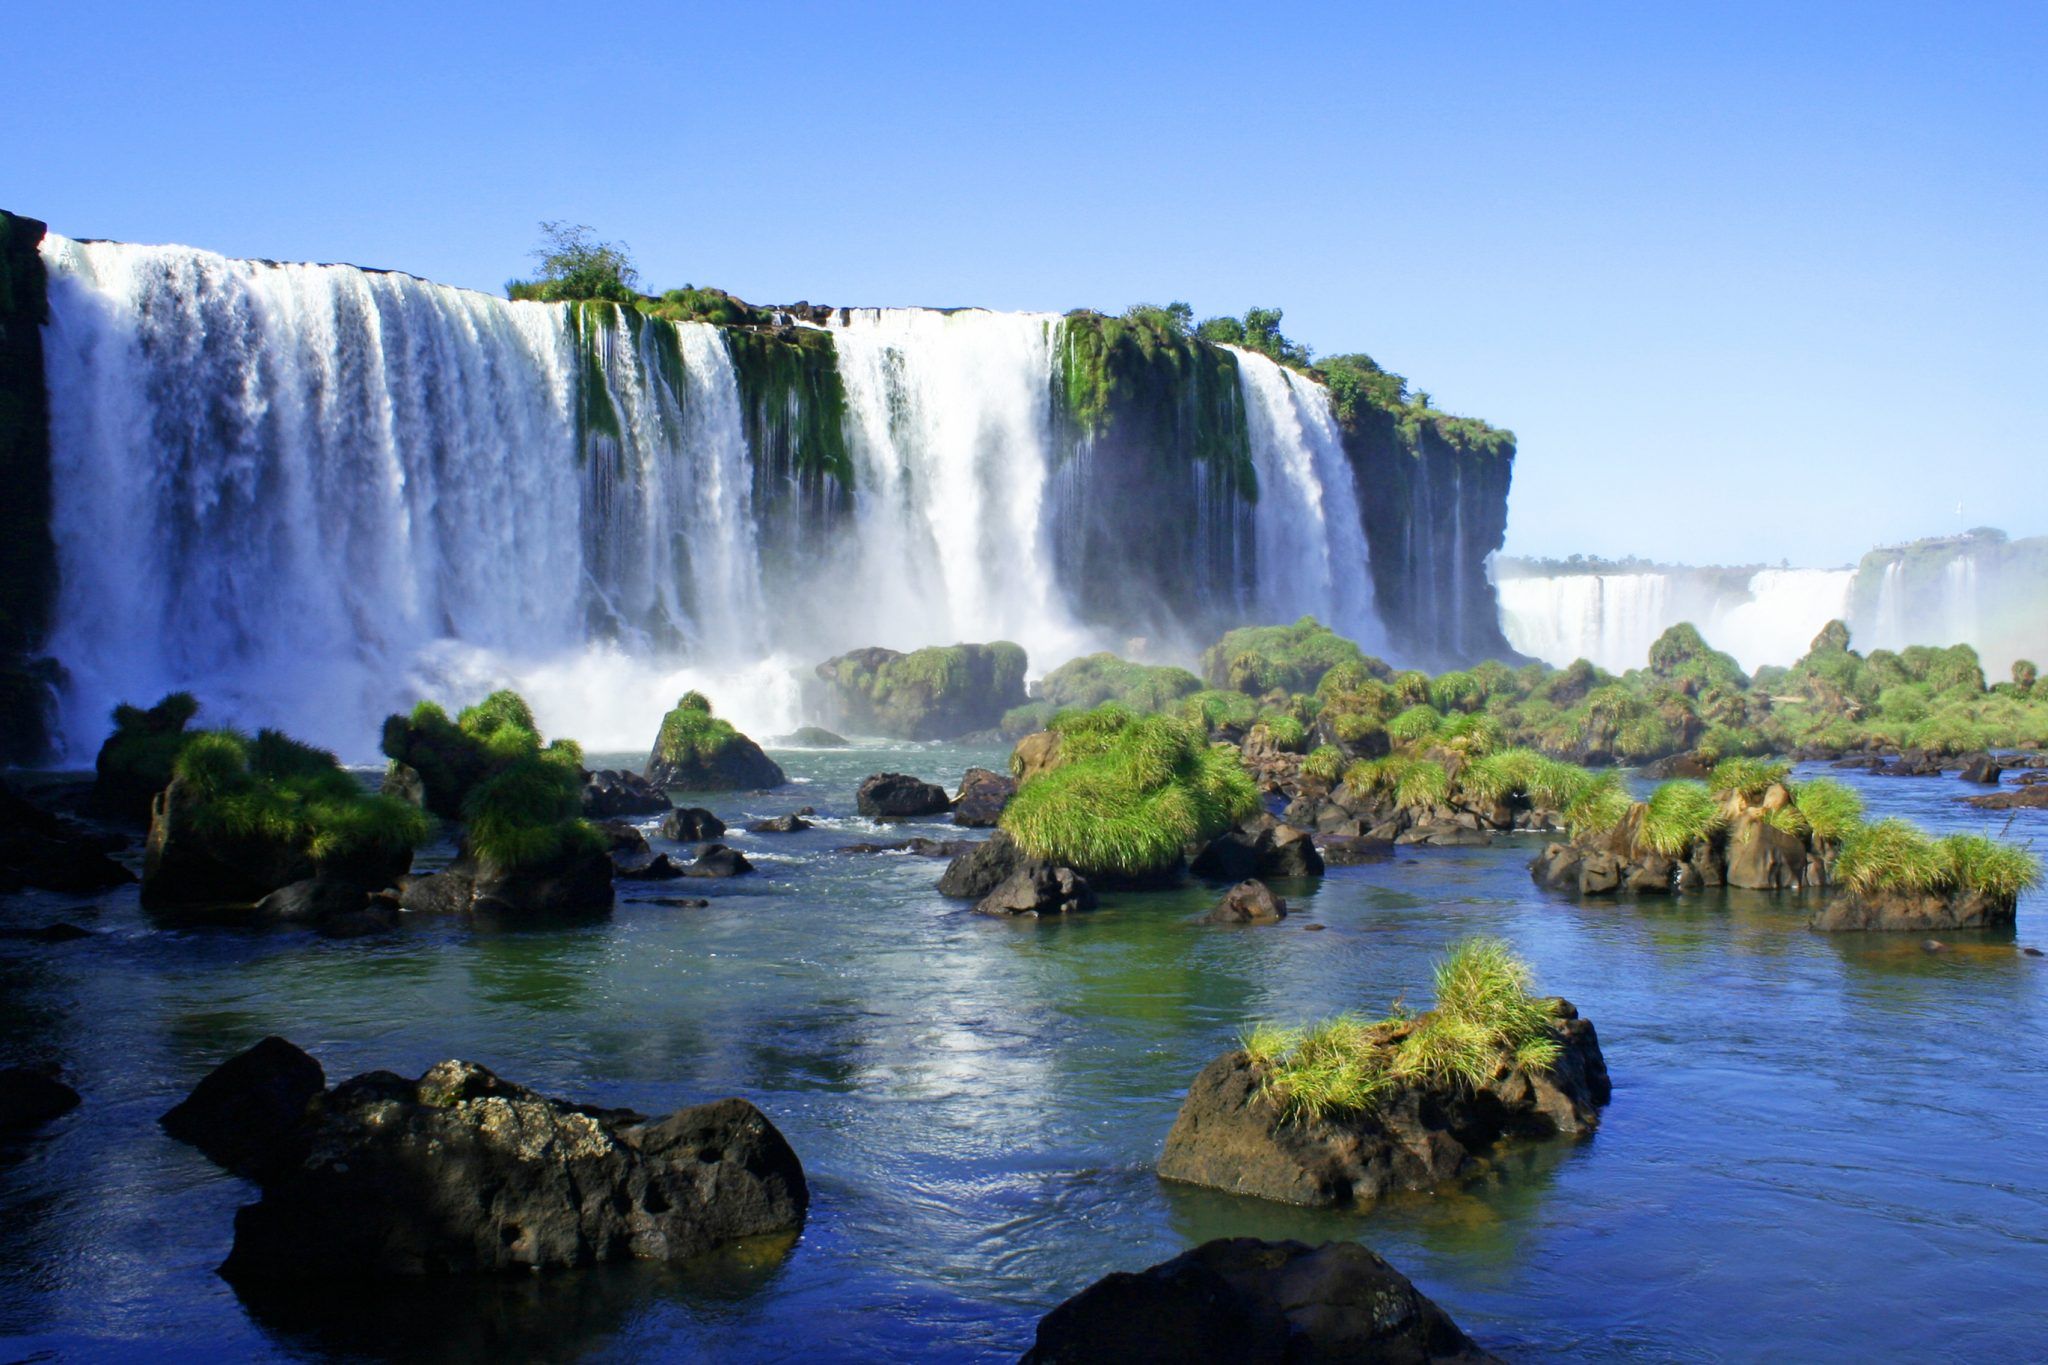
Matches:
[1834,818,1947,894]
[652,692,747,767]
[1200,617,1367,695]
[1709,756,1790,800]
[1000,706,1258,878]
[173,728,430,869]
[1177,689,1260,734]
[1788,778,1863,843]
[462,755,604,871]
[1459,748,1594,810]
[1435,711,1504,756]
[1300,744,1345,785]
[1034,652,1203,714]
[1255,714,1307,752]
[1564,771,1632,838]
[1938,834,2042,902]
[1253,937,1560,1121]
[1638,781,1726,856]
[1340,754,1449,811]
[1387,704,1443,745]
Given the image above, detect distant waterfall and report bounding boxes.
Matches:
[1498,566,1857,674]
[33,238,1396,760]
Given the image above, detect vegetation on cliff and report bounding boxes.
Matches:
[815,643,1028,740]
[1000,704,1258,878]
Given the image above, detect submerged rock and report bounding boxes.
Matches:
[1158,1001,1609,1209]
[396,870,475,916]
[976,864,1095,917]
[165,1047,807,1279]
[1958,753,2004,785]
[838,838,975,858]
[1020,1237,1497,1365]
[746,813,813,834]
[0,1066,82,1133]
[682,844,754,878]
[617,853,688,881]
[470,848,614,922]
[951,767,1017,828]
[857,773,951,820]
[659,807,727,842]
[1204,879,1286,923]
[1810,888,2016,933]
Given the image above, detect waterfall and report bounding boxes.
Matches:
[1497,573,1671,673]
[1232,349,1384,651]
[34,236,1399,760]
[1705,569,1855,673]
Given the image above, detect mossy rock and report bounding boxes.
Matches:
[813,643,1028,740]
[777,726,848,748]
[1199,618,1370,696]
[645,692,785,791]
[1033,653,1202,715]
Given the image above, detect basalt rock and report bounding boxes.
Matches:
[1009,730,1062,784]
[142,775,411,912]
[1,1066,81,1133]
[1963,785,2048,811]
[617,853,688,881]
[1724,814,1816,891]
[160,1037,326,1179]
[746,813,813,834]
[1319,835,1396,866]
[1809,887,2016,933]
[856,772,951,820]
[396,870,475,916]
[0,781,134,894]
[644,698,785,792]
[681,844,753,878]
[1158,1001,1609,1209]
[1957,753,2004,785]
[938,831,1030,899]
[581,769,671,819]
[166,1048,807,1280]
[951,767,1017,828]
[1189,814,1324,882]
[976,864,1096,917]
[470,847,614,922]
[1204,879,1286,923]
[659,807,727,842]
[1020,1237,1498,1365]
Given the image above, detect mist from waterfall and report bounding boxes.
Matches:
[33,240,1393,761]
[1498,567,1857,674]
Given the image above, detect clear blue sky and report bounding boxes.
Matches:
[8,1,2043,566]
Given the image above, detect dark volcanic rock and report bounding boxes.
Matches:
[951,767,1017,828]
[397,870,475,916]
[1,1066,82,1133]
[857,773,952,820]
[1963,785,2048,811]
[976,864,1096,917]
[659,807,727,842]
[1191,814,1324,881]
[938,830,1030,899]
[0,783,134,893]
[160,1037,325,1178]
[1319,835,1395,866]
[1158,1002,1609,1209]
[778,726,848,748]
[1810,888,2017,933]
[166,1051,807,1280]
[470,848,614,922]
[837,838,975,858]
[1957,753,2004,785]
[746,813,813,834]
[682,844,753,878]
[581,769,671,819]
[142,775,408,911]
[618,853,687,881]
[1020,1237,1498,1365]
[1204,879,1287,923]
[253,879,373,925]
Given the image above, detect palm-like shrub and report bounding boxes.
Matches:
[1000,706,1258,878]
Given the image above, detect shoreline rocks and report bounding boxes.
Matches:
[1158,1001,1609,1209]
[163,1041,807,1279]
[1809,887,2015,933]
[1189,814,1324,882]
[951,767,1016,827]
[857,772,951,820]
[976,864,1095,917]
[1021,1238,1498,1364]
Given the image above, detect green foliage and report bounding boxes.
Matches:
[1458,748,1594,810]
[1255,714,1307,752]
[506,221,638,303]
[1201,617,1366,695]
[462,755,603,871]
[1789,778,1863,843]
[1000,706,1258,877]
[1564,771,1632,838]
[1254,937,1559,1121]
[725,324,855,490]
[1300,744,1346,785]
[2013,660,2038,696]
[1648,622,1747,690]
[1435,711,1504,756]
[1177,688,1260,734]
[1937,834,2042,902]
[1835,819,1949,895]
[1429,669,1488,713]
[1034,652,1203,714]
[1054,309,1254,494]
[1387,704,1443,745]
[1709,756,1790,800]
[1638,781,1726,856]
[96,692,202,810]
[173,728,430,867]
[653,692,747,768]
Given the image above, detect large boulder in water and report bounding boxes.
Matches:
[159,1037,326,1179]
[659,807,727,842]
[857,772,951,820]
[1809,887,2016,933]
[581,769,671,818]
[162,1049,807,1279]
[976,864,1095,917]
[0,1066,82,1133]
[951,767,1017,827]
[469,846,614,922]
[937,830,1031,899]
[1158,1002,1609,1209]
[1204,879,1286,923]
[1020,1237,1498,1364]
[1189,814,1324,882]
[812,643,1028,740]
[644,693,785,791]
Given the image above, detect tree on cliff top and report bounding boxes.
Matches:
[507,222,639,303]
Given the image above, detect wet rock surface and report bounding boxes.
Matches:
[857,773,952,820]
[976,864,1096,917]
[951,767,1017,827]
[1204,879,1287,923]
[163,1044,807,1279]
[1020,1237,1499,1364]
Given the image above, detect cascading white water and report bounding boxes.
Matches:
[1233,349,1385,652]
[1497,573,1671,673]
[822,308,1092,668]
[39,235,791,757]
[36,238,1399,761]
[1707,569,1855,673]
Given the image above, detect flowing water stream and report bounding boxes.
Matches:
[3,751,2043,1360]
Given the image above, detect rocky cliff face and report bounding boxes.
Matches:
[1342,405,1518,668]
[0,210,55,765]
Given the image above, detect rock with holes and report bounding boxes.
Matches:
[1020,1237,1498,1364]
[163,1049,806,1279]
[1157,1002,1609,1209]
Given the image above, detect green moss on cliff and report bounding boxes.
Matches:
[815,642,1029,740]
[726,325,855,491]
[1055,308,1255,497]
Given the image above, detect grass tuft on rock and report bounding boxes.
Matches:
[173,728,431,868]
[1252,937,1560,1121]
[1709,756,1791,801]
[999,705,1258,878]
[1638,781,1727,856]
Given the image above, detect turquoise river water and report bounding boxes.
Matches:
[2,745,2045,1361]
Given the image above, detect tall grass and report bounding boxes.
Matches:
[1253,937,1560,1121]
[1709,756,1790,800]
[1564,771,1632,838]
[174,728,430,865]
[1638,780,1726,856]
[1788,778,1863,843]
[1829,817,2037,900]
